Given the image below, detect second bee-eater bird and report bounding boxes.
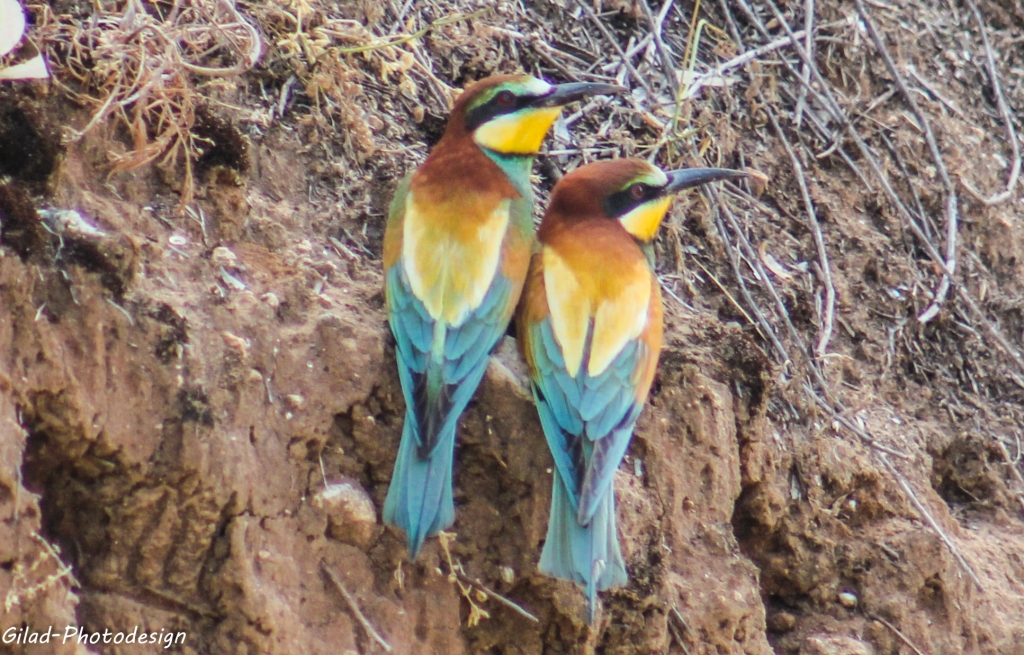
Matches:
[516,158,745,622]
[382,74,621,558]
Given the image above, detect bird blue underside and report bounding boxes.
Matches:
[383,262,513,557]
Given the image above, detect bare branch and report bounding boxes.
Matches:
[960,0,1021,206]
[322,563,393,653]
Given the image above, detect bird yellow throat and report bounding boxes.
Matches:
[473,107,564,155]
[619,196,672,242]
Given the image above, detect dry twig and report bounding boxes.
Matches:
[792,0,814,127]
[870,615,930,655]
[879,455,985,591]
[960,0,1021,206]
[437,532,491,627]
[764,105,835,359]
[322,562,393,653]
[682,21,844,100]
[853,0,958,325]
[994,438,1024,514]
[575,0,655,99]
[452,572,539,623]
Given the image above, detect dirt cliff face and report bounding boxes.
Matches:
[2,0,1024,653]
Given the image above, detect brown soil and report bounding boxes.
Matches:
[2,0,1024,654]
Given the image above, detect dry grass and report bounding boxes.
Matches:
[3,532,77,613]
[32,0,261,208]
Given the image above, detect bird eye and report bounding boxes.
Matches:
[629,183,647,200]
[495,90,516,107]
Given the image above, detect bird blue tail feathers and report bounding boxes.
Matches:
[383,411,457,558]
[384,341,493,559]
[539,472,628,624]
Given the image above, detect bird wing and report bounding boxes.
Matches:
[385,182,530,457]
[526,318,656,524]
[387,265,513,455]
[521,249,662,525]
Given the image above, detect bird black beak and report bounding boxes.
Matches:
[665,168,747,193]
[530,82,625,108]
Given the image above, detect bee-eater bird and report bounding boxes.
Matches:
[516,158,745,622]
[382,75,622,558]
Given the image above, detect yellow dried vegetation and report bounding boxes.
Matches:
[32,0,261,208]
[250,1,487,161]
[3,532,77,613]
[30,0,486,206]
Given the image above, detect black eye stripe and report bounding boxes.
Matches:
[604,182,663,218]
[464,89,537,132]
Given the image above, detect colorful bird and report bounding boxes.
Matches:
[382,75,621,558]
[516,158,745,622]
